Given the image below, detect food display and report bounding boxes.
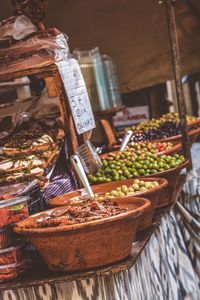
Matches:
[125,141,179,155]
[0,168,45,187]
[0,228,11,249]
[103,141,181,159]
[0,152,57,173]
[0,197,29,227]
[0,129,62,189]
[0,261,27,283]
[101,179,159,198]
[2,131,57,155]
[14,197,150,272]
[49,177,167,207]
[121,113,199,142]
[88,153,185,184]
[0,181,43,216]
[23,199,138,228]
[49,177,168,231]
[0,183,27,201]
[0,241,25,265]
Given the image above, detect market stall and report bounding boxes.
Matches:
[0,1,200,300]
[0,183,199,299]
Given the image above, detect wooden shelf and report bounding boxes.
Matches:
[0,57,56,82]
[94,106,125,119]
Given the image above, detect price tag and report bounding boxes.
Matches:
[56,59,96,135]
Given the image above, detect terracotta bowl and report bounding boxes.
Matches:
[49,178,168,232]
[144,160,189,208]
[14,197,150,273]
[116,119,200,146]
[158,123,200,144]
[188,118,200,127]
[101,141,182,159]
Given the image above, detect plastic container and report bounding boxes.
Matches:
[73,50,101,112]
[74,48,111,111]
[0,183,26,200]
[20,181,43,215]
[0,261,27,283]
[0,228,11,249]
[0,196,29,227]
[0,181,42,215]
[102,54,122,108]
[0,240,26,265]
[91,48,111,110]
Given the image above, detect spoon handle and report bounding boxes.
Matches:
[119,130,133,152]
[71,154,94,198]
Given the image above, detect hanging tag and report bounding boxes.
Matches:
[56,59,96,135]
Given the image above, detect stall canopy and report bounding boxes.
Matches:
[0,0,200,93]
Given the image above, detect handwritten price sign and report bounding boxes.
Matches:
[56,59,96,135]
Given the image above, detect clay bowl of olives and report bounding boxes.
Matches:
[87,152,189,209]
[144,160,189,208]
[188,118,200,127]
[157,119,200,144]
[49,178,168,232]
[14,197,150,272]
[102,141,182,159]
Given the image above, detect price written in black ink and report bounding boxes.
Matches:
[69,92,95,134]
[56,59,95,135]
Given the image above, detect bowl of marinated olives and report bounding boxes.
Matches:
[49,178,166,207]
[93,177,168,231]
[49,177,168,231]
[88,153,186,183]
[159,124,200,144]
[88,153,189,207]
[102,141,182,159]
[118,113,200,143]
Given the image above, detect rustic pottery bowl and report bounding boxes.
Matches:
[158,121,200,144]
[144,160,189,208]
[49,178,168,231]
[101,141,182,159]
[14,197,150,273]
[116,119,200,146]
[188,118,200,127]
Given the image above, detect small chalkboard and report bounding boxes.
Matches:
[56,59,96,135]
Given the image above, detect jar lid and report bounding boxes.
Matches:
[0,196,29,209]
[0,180,38,200]
[0,183,26,200]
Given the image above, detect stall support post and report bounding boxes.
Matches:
[53,68,79,156]
[159,0,192,169]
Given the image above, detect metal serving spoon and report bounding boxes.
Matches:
[119,130,133,152]
[71,154,94,199]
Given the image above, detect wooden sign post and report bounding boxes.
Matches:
[159,0,192,169]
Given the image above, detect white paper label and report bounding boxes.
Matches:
[56,59,96,135]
